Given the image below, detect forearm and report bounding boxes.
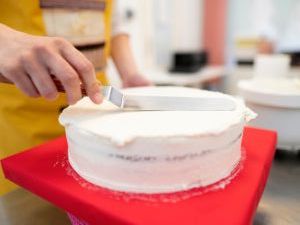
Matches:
[0,23,17,35]
[111,34,139,79]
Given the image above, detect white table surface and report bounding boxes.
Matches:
[145,66,226,87]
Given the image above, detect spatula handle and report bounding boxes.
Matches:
[0,73,87,95]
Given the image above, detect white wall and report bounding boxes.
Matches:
[123,0,205,67]
[229,0,297,39]
[171,0,204,52]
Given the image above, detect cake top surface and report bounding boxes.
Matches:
[59,87,254,145]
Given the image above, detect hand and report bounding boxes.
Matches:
[122,74,153,88]
[257,38,274,54]
[0,24,102,105]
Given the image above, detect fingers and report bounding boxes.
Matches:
[32,40,83,105]
[60,41,102,104]
[43,51,82,105]
[1,36,101,105]
[5,68,40,98]
[14,73,40,98]
[21,52,58,101]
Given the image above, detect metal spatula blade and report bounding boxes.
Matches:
[0,74,235,111]
[101,86,125,108]
[102,86,236,111]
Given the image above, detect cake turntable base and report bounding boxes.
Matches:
[1,127,277,225]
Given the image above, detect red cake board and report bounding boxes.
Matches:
[1,127,277,225]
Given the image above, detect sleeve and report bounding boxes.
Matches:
[111,0,131,37]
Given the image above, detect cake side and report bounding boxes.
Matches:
[66,122,244,194]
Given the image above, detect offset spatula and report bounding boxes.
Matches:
[0,74,236,111]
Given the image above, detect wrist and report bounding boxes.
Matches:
[121,70,141,81]
[0,23,22,38]
[121,73,152,88]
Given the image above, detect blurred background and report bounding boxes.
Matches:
[107,0,300,92]
[1,0,300,224]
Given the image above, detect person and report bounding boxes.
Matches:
[0,0,151,195]
[256,0,300,65]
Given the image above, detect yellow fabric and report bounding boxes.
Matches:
[0,0,112,195]
[0,0,46,35]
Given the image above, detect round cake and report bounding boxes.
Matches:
[59,87,255,194]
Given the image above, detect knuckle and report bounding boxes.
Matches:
[19,51,33,64]
[61,73,79,84]
[32,43,49,54]
[78,61,93,74]
[53,37,68,47]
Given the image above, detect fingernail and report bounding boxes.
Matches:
[94,92,103,104]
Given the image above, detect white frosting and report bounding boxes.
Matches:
[59,87,255,194]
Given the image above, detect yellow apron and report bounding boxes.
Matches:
[0,0,112,195]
